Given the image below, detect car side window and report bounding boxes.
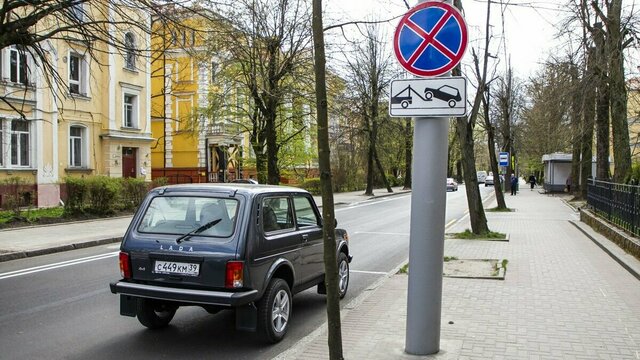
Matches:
[293,196,319,228]
[262,197,294,234]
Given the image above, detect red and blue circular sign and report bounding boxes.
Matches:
[393,1,468,77]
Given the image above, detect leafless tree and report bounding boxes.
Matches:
[203,0,314,184]
[0,0,199,117]
[344,23,395,196]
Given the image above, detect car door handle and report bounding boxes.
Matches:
[301,234,309,242]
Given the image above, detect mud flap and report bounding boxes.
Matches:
[120,295,137,317]
[235,303,257,332]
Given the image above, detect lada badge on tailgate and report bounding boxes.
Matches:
[159,244,194,252]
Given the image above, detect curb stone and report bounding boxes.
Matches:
[0,237,122,263]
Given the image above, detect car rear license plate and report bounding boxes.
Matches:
[154,260,200,276]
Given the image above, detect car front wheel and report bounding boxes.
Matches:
[258,278,291,343]
[136,299,177,329]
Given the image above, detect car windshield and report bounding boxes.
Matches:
[137,196,238,238]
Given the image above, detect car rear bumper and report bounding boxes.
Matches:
[110,281,259,307]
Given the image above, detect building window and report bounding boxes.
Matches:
[69,125,85,168]
[9,46,29,85]
[123,93,138,128]
[10,120,30,167]
[124,32,136,70]
[69,52,87,95]
[70,1,84,22]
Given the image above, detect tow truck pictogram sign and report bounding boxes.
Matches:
[389,77,466,117]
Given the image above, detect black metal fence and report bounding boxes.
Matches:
[587,179,640,237]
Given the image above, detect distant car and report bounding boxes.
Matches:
[424,85,462,108]
[476,171,487,184]
[485,174,494,186]
[446,178,458,192]
[231,178,258,184]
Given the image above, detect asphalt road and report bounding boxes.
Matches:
[0,185,489,359]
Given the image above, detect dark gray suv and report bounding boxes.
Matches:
[110,183,351,343]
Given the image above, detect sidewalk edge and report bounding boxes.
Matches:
[0,237,122,263]
[568,220,640,281]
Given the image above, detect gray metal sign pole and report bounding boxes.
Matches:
[404,0,451,355]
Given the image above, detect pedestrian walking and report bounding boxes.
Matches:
[528,174,536,190]
[510,173,518,195]
[565,176,572,193]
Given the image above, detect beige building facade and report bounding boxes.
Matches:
[0,2,153,208]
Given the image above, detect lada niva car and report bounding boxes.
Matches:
[110,183,351,343]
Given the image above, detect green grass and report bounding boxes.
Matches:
[451,229,507,240]
[0,206,65,225]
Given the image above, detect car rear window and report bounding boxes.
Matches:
[137,196,238,238]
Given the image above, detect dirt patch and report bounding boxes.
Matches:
[443,259,506,280]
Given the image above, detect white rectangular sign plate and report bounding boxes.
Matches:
[389,77,467,117]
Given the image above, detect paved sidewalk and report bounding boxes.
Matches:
[276,186,640,359]
[0,186,409,262]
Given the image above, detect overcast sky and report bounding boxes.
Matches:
[323,0,616,79]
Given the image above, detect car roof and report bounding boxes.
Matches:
[152,183,309,197]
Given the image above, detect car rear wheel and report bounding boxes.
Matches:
[258,278,291,343]
[337,252,350,299]
[136,299,177,329]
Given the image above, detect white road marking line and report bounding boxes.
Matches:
[599,288,607,297]
[0,252,118,280]
[335,194,410,212]
[350,270,388,275]
[354,231,409,236]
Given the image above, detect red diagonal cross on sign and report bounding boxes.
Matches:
[404,10,457,66]
[393,1,468,77]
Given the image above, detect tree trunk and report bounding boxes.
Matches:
[364,115,375,196]
[607,0,631,182]
[403,120,412,190]
[581,46,596,199]
[252,142,268,184]
[594,23,611,180]
[483,92,507,209]
[456,117,489,233]
[373,145,393,192]
[570,63,582,195]
[311,1,343,358]
[265,109,280,185]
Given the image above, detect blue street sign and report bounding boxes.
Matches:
[499,152,509,167]
[393,1,468,77]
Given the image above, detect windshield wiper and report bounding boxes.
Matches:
[175,219,221,244]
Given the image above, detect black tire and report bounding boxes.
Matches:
[136,299,177,329]
[258,278,291,343]
[337,252,350,299]
[425,91,433,100]
[401,100,410,108]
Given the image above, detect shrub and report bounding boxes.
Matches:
[86,176,122,215]
[64,177,88,213]
[1,177,33,215]
[299,178,322,195]
[121,177,148,210]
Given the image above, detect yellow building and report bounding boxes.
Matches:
[0,2,152,207]
[150,17,245,184]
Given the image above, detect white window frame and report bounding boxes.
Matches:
[69,125,87,168]
[8,45,30,85]
[124,32,136,70]
[70,1,84,22]
[122,92,139,129]
[68,51,88,96]
[9,119,31,168]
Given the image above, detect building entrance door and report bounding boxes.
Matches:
[122,147,137,178]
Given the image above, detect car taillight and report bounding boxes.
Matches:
[119,252,132,279]
[225,261,244,288]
